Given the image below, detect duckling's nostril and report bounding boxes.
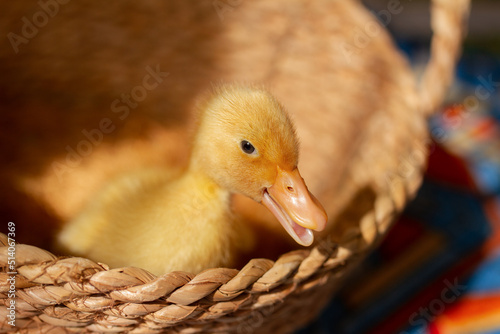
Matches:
[287,186,294,192]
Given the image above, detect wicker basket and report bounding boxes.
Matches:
[0,0,469,332]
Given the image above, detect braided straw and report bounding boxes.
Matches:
[0,0,470,332]
[1,234,353,333]
[419,0,471,116]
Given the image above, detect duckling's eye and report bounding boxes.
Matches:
[240,140,256,154]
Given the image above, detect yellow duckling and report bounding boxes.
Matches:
[56,84,327,275]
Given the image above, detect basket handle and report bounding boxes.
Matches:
[419,0,470,116]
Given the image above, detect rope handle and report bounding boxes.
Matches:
[419,0,470,116]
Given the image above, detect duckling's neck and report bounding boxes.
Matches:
[180,166,231,210]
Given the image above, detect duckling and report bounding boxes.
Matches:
[56,84,327,275]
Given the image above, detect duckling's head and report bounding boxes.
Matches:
[190,84,327,246]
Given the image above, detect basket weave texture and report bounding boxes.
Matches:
[0,0,470,332]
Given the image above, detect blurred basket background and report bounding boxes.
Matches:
[0,0,469,333]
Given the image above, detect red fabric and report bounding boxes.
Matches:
[426,144,477,191]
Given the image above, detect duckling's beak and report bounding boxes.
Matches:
[262,167,327,246]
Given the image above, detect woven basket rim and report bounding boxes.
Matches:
[0,0,470,332]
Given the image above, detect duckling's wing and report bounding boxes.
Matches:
[55,167,181,256]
